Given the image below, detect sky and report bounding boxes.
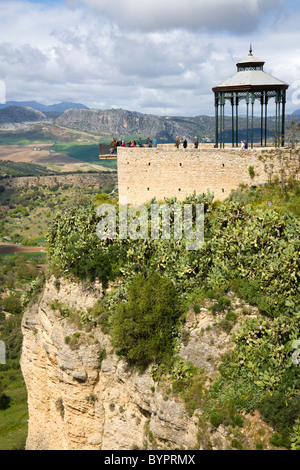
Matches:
[0,0,300,116]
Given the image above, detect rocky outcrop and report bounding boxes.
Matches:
[0,106,49,130]
[55,108,215,142]
[20,277,199,450]
[21,277,273,450]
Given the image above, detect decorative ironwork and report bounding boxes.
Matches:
[237,66,263,71]
[212,49,289,149]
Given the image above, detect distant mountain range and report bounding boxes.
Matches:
[55,108,300,142]
[0,101,89,113]
[0,106,48,125]
[0,104,299,143]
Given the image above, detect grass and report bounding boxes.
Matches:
[0,252,46,260]
[92,159,117,170]
[52,142,100,162]
[0,369,28,450]
[0,138,53,146]
[229,182,300,219]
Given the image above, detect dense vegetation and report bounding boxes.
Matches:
[0,182,115,450]
[0,161,59,178]
[47,180,300,449]
[111,273,183,368]
[0,146,299,449]
[0,183,115,247]
[0,253,46,450]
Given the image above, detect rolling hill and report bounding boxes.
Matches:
[0,105,299,144]
[0,101,89,113]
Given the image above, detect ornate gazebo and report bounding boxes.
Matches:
[212,47,289,148]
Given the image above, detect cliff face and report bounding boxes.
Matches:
[21,277,199,450]
[21,277,274,450]
[55,109,213,142]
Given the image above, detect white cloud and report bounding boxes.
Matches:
[68,0,284,34]
[0,0,299,116]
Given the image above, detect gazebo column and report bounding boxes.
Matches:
[260,93,264,147]
[214,93,219,148]
[231,95,235,147]
[281,89,286,147]
[264,93,268,147]
[251,92,255,149]
[235,94,239,147]
[275,91,280,147]
[219,92,225,149]
[246,92,249,145]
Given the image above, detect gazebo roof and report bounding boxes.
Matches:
[236,53,265,67]
[214,70,288,90]
[212,49,289,93]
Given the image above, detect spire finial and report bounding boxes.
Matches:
[249,43,253,56]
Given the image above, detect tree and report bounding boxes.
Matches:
[3,294,22,315]
[111,272,182,368]
[0,381,10,410]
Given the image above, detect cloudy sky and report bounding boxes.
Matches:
[0,0,300,116]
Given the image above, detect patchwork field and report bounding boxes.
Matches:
[0,144,113,172]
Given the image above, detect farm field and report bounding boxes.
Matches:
[0,143,113,173]
[0,184,115,247]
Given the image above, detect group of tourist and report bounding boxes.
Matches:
[109,137,158,154]
[175,136,199,149]
[109,135,201,155]
[240,140,248,149]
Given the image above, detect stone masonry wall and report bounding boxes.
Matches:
[117,146,280,204]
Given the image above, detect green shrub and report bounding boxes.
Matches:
[291,419,300,450]
[225,311,237,322]
[231,438,244,450]
[3,294,22,315]
[210,296,231,313]
[111,272,182,368]
[258,389,300,448]
[193,304,200,314]
[206,289,216,299]
[99,349,107,366]
[209,411,224,428]
[255,440,264,450]
[0,393,11,410]
[55,397,65,418]
[219,311,238,334]
[248,166,255,179]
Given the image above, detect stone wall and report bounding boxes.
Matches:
[117,146,280,204]
[1,172,117,190]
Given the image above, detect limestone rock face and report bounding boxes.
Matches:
[21,277,198,450]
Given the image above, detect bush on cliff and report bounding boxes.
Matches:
[110,272,182,369]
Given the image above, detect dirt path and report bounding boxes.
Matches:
[0,244,46,254]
